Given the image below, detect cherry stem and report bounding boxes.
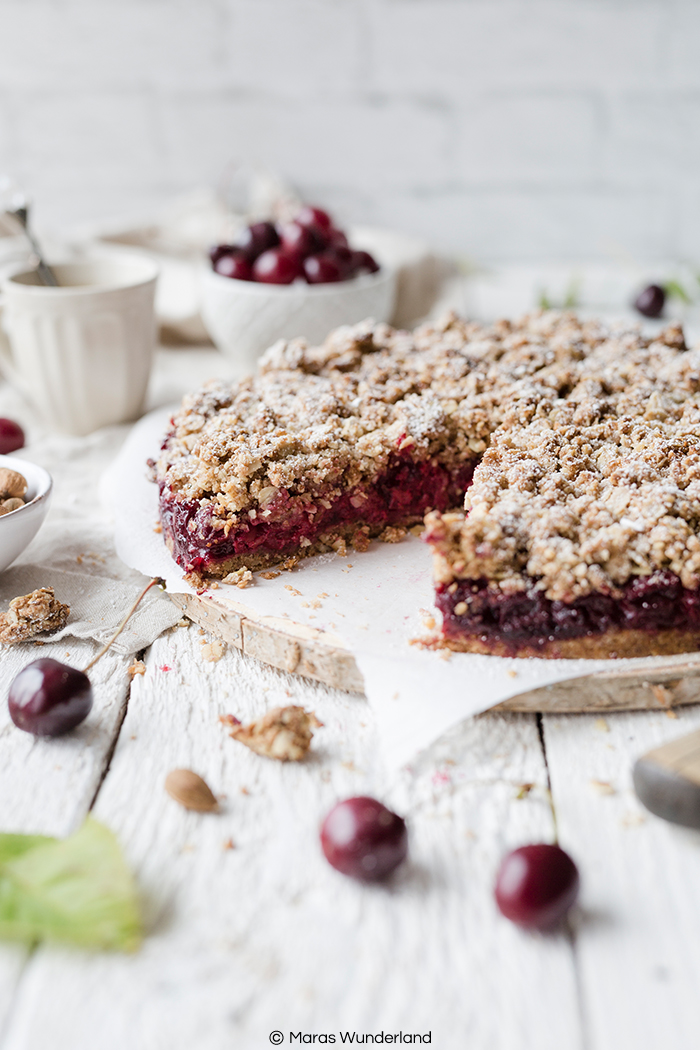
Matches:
[83,577,164,673]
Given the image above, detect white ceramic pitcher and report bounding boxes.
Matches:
[0,255,158,436]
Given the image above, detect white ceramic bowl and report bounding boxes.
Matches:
[0,455,52,573]
[200,264,397,376]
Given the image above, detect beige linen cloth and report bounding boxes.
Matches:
[0,390,181,655]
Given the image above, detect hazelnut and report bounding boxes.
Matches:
[0,468,27,500]
[2,497,25,513]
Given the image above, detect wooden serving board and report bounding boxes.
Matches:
[169,591,700,713]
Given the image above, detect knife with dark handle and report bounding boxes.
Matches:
[633,729,700,829]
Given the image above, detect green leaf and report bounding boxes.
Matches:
[0,818,142,952]
[663,279,693,304]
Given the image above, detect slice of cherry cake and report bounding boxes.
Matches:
[156,310,700,657]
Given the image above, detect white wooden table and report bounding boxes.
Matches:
[1,346,700,1050]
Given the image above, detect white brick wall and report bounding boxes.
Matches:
[0,0,698,264]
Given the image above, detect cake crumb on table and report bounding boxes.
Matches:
[201,639,226,662]
[0,588,70,645]
[222,567,253,589]
[220,706,322,761]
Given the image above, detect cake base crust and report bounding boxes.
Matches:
[433,628,700,660]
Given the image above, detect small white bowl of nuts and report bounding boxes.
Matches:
[0,456,52,574]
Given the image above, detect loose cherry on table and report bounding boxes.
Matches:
[320,796,408,881]
[8,658,93,737]
[7,578,161,739]
[494,844,579,928]
[634,284,666,319]
[0,418,25,455]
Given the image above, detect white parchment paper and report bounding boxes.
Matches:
[102,406,692,770]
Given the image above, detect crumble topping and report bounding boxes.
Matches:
[427,323,700,601]
[158,309,700,602]
[0,588,70,645]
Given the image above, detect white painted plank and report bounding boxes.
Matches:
[0,948,28,1042]
[0,641,132,838]
[543,705,700,1050]
[0,640,132,1036]
[3,626,582,1050]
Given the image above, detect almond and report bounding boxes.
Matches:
[164,769,219,812]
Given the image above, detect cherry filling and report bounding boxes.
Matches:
[160,456,477,573]
[436,571,700,651]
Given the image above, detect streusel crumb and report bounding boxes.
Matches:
[0,588,70,645]
[221,706,322,761]
[222,568,253,589]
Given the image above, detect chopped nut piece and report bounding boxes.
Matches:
[590,779,616,796]
[379,525,407,544]
[650,683,673,707]
[201,639,225,662]
[0,467,27,500]
[128,659,147,679]
[0,588,70,645]
[164,769,219,812]
[222,567,253,588]
[351,527,371,552]
[260,570,282,580]
[222,705,322,761]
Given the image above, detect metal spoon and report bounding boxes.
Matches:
[7,204,59,287]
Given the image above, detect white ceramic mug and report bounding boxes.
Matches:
[0,256,158,436]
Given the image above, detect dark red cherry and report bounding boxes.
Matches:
[0,418,25,454]
[9,658,93,737]
[234,221,280,261]
[213,251,253,281]
[353,250,380,275]
[327,228,349,250]
[297,205,333,231]
[634,284,665,319]
[252,247,303,285]
[494,844,579,928]
[320,796,408,881]
[208,243,236,266]
[277,221,324,258]
[303,252,343,284]
[329,245,356,280]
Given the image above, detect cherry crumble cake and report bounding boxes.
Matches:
[156,310,700,659]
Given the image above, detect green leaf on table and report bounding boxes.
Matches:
[0,817,142,952]
[663,279,693,304]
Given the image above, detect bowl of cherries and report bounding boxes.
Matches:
[201,205,396,372]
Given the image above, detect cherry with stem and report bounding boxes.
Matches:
[8,577,164,737]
